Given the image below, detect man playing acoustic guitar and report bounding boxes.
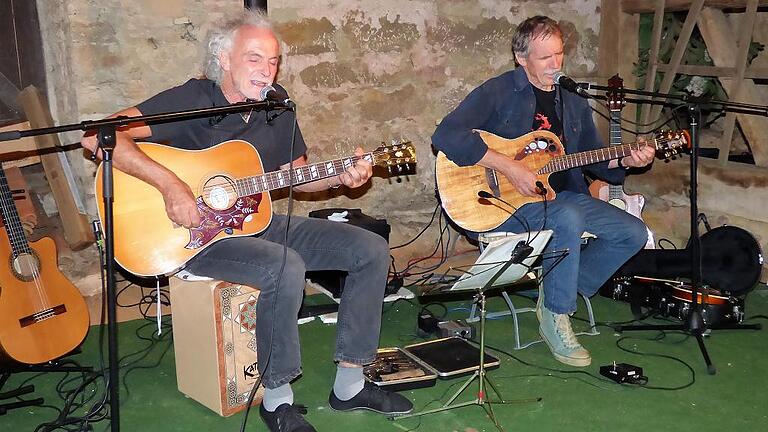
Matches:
[433,16,655,367]
[82,9,411,432]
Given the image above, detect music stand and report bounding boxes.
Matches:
[396,231,552,431]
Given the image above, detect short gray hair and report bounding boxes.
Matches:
[511,16,563,60]
[203,9,283,84]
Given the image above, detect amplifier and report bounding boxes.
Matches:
[169,278,264,416]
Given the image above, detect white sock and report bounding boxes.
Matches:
[263,383,294,412]
[333,364,365,401]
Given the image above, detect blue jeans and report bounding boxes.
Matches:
[472,191,647,314]
[185,215,390,388]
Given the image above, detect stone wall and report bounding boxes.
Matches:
[36,0,605,284]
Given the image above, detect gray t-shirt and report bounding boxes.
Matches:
[136,78,306,172]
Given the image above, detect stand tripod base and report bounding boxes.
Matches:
[394,369,541,432]
[616,320,761,376]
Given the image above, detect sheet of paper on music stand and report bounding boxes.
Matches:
[450,230,553,291]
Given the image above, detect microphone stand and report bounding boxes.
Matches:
[580,82,767,375]
[0,99,293,431]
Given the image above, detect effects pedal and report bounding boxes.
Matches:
[437,319,475,339]
[599,362,644,384]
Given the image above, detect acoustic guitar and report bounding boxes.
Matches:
[435,129,689,232]
[589,75,655,248]
[95,139,416,276]
[0,165,89,365]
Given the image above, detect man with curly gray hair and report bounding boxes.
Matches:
[82,8,411,432]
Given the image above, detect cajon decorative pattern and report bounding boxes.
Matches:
[170,278,264,416]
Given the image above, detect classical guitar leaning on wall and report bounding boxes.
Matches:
[0,164,89,365]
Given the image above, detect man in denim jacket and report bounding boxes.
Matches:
[433,16,655,367]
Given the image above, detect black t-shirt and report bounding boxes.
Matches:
[531,86,565,192]
[136,78,306,172]
[531,86,562,138]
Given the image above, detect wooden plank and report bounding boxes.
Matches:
[698,7,768,166]
[646,0,705,127]
[656,63,768,78]
[619,11,640,139]
[622,0,768,13]
[640,0,667,128]
[0,121,41,167]
[16,86,93,249]
[596,0,623,140]
[716,1,757,164]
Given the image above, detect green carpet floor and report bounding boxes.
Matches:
[2,285,767,432]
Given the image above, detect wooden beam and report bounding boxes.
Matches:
[656,63,768,78]
[640,0,667,128]
[698,6,768,166]
[646,0,706,127]
[16,86,94,249]
[716,0,757,164]
[622,0,768,13]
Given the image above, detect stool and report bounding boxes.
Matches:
[466,232,600,350]
[169,275,264,416]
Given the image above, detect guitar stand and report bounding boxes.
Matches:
[614,104,761,375]
[0,356,92,415]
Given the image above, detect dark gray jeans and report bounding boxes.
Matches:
[185,214,389,388]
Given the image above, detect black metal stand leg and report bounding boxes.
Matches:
[394,290,541,431]
[97,126,120,431]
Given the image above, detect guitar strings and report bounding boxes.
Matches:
[0,166,51,311]
[197,151,378,196]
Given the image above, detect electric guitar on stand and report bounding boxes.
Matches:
[0,164,89,365]
[589,75,656,249]
[95,140,416,277]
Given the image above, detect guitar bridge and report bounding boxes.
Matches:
[19,304,67,327]
[484,168,501,197]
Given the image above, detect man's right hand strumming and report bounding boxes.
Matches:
[479,148,540,197]
[161,179,202,229]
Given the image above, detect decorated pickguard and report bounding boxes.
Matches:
[513,135,560,160]
[186,194,263,249]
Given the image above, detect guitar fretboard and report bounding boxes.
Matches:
[229,153,374,196]
[0,165,32,257]
[608,109,624,201]
[538,139,651,175]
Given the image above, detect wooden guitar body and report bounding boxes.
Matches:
[96,140,273,277]
[435,130,559,233]
[95,140,416,276]
[0,235,89,364]
[589,180,655,249]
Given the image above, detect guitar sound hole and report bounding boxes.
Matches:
[608,198,627,211]
[11,252,41,282]
[203,175,237,210]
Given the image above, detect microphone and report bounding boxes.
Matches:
[259,85,295,108]
[477,190,533,236]
[535,181,548,196]
[552,71,590,97]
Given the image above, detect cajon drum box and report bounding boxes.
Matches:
[169,278,264,416]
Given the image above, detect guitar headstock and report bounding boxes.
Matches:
[607,74,625,112]
[371,140,417,174]
[653,129,691,160]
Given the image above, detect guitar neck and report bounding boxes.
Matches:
[233,152,374,196]
[539,132,649,175]
[0,165,31,256]
[607,109,624,199]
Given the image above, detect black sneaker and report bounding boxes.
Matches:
[328,382,413,415]
[259,403,317,432]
